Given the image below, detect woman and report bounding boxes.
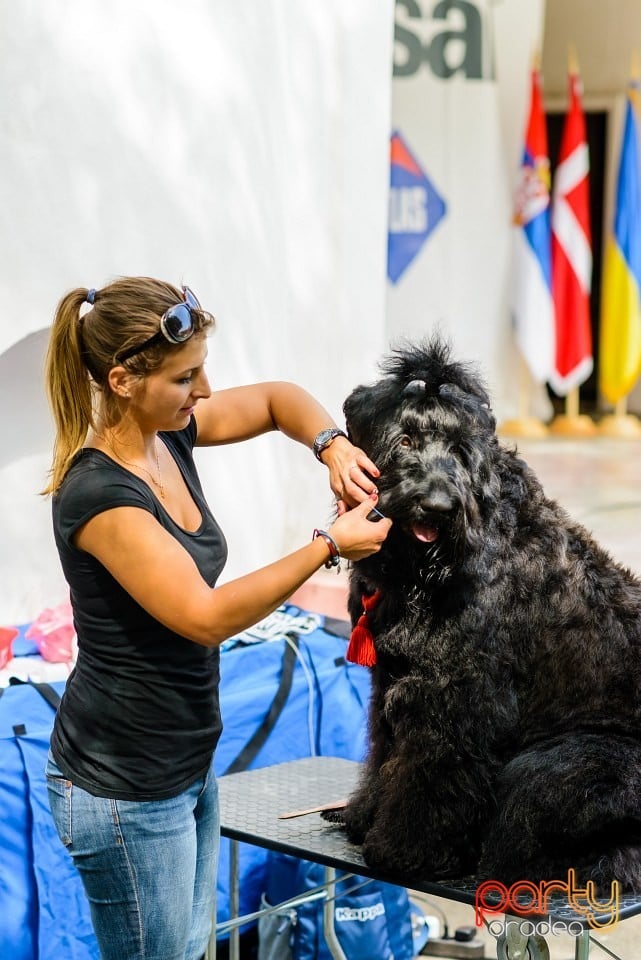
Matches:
[43,276,391,960]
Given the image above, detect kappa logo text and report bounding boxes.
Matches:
[335,904,385,923]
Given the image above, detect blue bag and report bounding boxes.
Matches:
[214,610,372,930]
[258,852,415,960]
[0,606,374,958]
[0,679,98,960]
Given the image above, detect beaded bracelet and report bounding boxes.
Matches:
[313,528,341,571]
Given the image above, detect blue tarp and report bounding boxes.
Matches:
[0,606,371,959]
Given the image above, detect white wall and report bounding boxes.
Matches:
[0,1,394,622]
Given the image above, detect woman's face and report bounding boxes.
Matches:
[128,335,211,432]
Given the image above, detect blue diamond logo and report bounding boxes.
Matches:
[388,130,447,284]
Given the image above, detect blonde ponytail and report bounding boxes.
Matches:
[43,289,95,494]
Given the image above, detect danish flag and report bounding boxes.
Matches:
[550,71,593,395]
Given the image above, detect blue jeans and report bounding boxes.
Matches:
[46,751,219,960]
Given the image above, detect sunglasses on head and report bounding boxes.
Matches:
[116,286,201,363]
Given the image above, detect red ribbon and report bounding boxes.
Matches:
[346,590,381,667]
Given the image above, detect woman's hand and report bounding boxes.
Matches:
[327,496,392,561]
[320,436,381,514]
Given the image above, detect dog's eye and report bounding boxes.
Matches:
[399,435,413,448]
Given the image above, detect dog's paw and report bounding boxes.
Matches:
[343,804,373,845]
[321,801,371,845]
[320,808,346,825]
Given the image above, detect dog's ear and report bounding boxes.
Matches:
[343,384,375,447]
[439,383,496,433]
[343,380,398,448]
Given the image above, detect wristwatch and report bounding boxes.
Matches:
[313,428,348,461]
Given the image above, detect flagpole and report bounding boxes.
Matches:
[598,55,641,438]
[549,46,597,438]
[600,398,641,436]
[600,401,641,436]
[549,389,597,436]
[499,53,550,440]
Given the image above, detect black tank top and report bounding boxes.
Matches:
[50,417,228,800]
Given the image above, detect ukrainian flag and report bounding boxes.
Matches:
[599,87,641,405]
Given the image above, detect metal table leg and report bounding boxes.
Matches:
[229,840,240,960]
[207,841,240,960]
[574,929,590,960]
[323,866,348,960]
[205,875,217,960]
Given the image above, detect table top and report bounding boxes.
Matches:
[218,755,641,930]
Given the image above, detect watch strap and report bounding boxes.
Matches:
[313,428,348,461]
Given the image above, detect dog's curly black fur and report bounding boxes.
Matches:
[325,337,641,892]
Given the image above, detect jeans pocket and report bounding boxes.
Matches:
[46,756,73,847]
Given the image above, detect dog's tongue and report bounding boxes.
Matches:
[412,524,439,543]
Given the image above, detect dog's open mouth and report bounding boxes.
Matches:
[410,522,440,543]
[378,498,448,545]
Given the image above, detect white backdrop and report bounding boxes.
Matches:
[386,0,548,416]
[0,1,394,622]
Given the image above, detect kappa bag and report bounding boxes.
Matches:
[258,852,415,960]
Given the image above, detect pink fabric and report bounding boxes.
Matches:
[0,627,18,669]
[25,601,77,663]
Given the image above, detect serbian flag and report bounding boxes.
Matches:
[550,70,593,395]
[599,85,641,405]
[511,66,555,383]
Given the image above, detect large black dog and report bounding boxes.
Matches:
[328,338,641,892]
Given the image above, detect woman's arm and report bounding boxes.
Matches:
[194,382,379,504]
[74,499,391,647]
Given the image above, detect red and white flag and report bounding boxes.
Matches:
[511,66,555,384]
[550,70,593,395]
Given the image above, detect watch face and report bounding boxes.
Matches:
[316,429,335,446]
[314,428,344,459]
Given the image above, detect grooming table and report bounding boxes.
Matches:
[209,756,641,960]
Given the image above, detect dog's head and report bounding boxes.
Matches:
[344,338,500,573]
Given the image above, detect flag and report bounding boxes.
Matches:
[550,70,593,395]
[599,85,641,405]
[511,66,555,383]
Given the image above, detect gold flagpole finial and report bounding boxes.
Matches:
[567,43,580,76]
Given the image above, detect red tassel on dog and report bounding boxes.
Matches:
[346,591,382,667]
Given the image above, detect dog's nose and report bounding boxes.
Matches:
[419,489,455,514]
